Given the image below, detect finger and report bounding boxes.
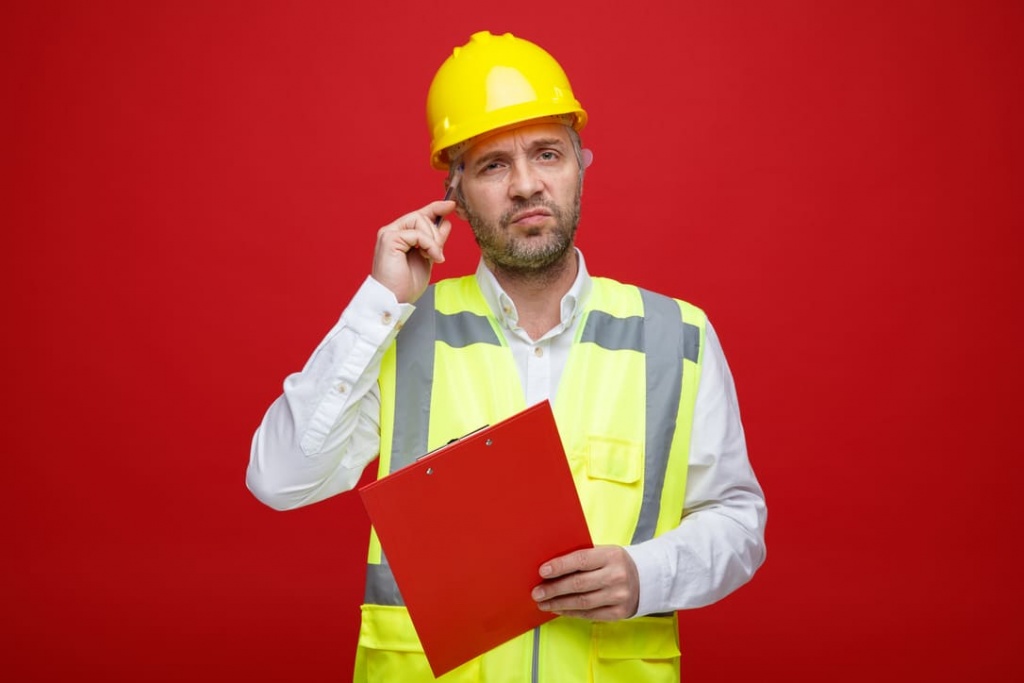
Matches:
[430,216,454,256]
[427,198,457,222]
[533,576,605,607]
[536,583,636,621]
[418,198,455,228]
[418,218,448,264]
[532,567,605,604]
[428,200,456,251]
[381,200,455,238]
[396,229,445,264]
[385,216,446,263]
[536,588,606,613]
[431,199,457,228]
[535,585,635,618]
[539,547,608,579]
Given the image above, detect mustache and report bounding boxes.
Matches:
[499,198,560,228]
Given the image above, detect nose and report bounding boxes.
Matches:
[507,159,544,200]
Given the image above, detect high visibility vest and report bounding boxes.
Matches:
[354,275,706,683]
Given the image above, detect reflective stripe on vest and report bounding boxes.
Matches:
[366,276,704,607]
[387,285,506,478]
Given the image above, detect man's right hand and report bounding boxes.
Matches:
[371,199,457,304]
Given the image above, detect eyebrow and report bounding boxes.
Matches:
[525,137,569,150]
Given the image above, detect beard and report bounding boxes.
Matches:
[462,184,582,275]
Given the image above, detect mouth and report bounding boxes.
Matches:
[507,208,552,226]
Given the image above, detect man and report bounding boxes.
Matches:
[248,30,766,682]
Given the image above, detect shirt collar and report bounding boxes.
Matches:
[475,248,593,340]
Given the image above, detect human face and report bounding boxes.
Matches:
[455,123,582,275]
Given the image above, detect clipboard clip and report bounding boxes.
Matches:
[418,424,490,461]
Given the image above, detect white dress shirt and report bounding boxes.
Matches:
[247,251,766,614]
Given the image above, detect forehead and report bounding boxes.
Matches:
[462,122,572,161]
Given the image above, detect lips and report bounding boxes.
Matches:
[508,208,552,225]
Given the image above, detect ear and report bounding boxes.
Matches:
[581,148,594,169]
[447,163,467,219]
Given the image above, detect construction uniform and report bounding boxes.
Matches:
[355,273,705,682]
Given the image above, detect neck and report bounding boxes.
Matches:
[487,249,578,341]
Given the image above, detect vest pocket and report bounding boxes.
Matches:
[575,437,644,545]
[357,604,480,682]
[591,616,681,683]
[586,436,641,483]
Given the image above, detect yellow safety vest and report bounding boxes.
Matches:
[355,275,706,683]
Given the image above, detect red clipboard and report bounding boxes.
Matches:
[358,400,593,677]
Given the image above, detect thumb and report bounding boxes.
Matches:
[436,215,455,249]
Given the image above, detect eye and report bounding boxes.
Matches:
[478,159,507,175]
[537,150,559,162]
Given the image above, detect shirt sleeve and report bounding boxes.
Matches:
[624,319,767,613]
[246,277,414,511]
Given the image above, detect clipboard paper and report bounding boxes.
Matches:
[358,400,593,677]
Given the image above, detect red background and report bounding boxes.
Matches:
[4,1,1022,681]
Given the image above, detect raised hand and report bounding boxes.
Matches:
[371,199,456,303]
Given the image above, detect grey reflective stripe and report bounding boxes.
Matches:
[436,310,502,348]
[532,626,540,683]
[389,296,500,476]
[576,290,693,544]
[682,321,701,364]
[367,286,439,607]
[579,310,643,351]
[389,286,436,474]
[368,288,504,606]
[632,289,686,544]
[364,562,404,605]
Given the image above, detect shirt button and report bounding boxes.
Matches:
[502,305,513,316]
[534,347,544,358]
[338,383,348,394]
[382,311,393,325]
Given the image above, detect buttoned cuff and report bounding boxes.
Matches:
[298,277,414,455]
[339,276,416,341]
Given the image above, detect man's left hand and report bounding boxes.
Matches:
[531,545,640,621]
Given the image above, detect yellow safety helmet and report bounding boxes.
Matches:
[427,31,588,170]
